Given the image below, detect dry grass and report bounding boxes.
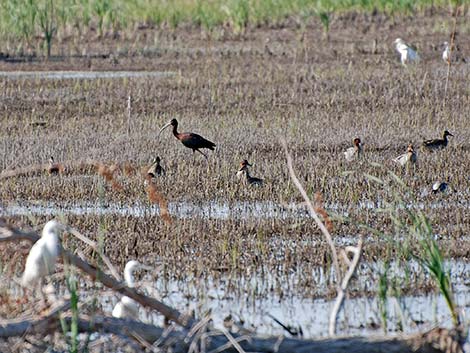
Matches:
[0,11,469,302]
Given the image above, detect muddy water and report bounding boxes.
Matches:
[1,199,469,221]
[0,71,175,80]
[98,259,470,338]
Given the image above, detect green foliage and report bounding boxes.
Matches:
[415,225,460,327]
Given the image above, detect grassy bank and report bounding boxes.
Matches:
[0,0,463,56]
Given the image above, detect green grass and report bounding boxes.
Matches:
[0,0,457,53]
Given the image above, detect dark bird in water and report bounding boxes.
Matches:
[147,156,165,178]
[422,130,453,151]
[432,181,449,194]
[159,119,215,158]
[236,160,263,186]
[48,156,60,175]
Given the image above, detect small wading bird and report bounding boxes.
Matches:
[147,156,165,178]
[21,220,64,288]
[394,38,420,66]
[432,181,449,194]
[393,144,417,167]
[422,130,453,151]
[344,138,362,162]
[442,42,451,63]
[48,156,60,175]
[236,160,263,186]
[159,119,216,158]
[112,260,151,320]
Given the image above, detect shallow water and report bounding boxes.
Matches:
[0,71,175,80]
[99,258,470,339]
[1,199,469,221]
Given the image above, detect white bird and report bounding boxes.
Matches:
[432,182,449,194]
[393,144,417,167]
[442,42,451,63]
[344,138,362,162]
[394,38,420,66]
[112,260,147,320]
[21,220,63,288]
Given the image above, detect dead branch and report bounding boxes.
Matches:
[281,139,364,336]
[0,310,463,353]
[0,220,195,329]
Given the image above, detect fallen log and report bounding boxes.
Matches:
[0,308,465,353]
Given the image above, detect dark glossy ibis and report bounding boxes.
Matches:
[422,130,453,151]
[159,119,215,158]
[147,156,165,178]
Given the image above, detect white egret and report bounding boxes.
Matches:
[393,144,417,167]
[344,138,362,162]
[394,38,420,66]
[112,260,150,320]
[21,220,63,288]
[442,42,451,63]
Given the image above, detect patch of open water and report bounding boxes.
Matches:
[0,71,176,80]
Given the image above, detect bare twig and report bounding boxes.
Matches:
[281,138,364,336]
[443,5,459,104]
[281,139,341,282]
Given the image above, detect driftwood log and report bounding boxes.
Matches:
[0,305,465,353]
[0,221,465,353]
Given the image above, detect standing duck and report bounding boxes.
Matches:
[432,182,449,194]
[422,130,453,151]
[147,156,165,178]
[48,156,60,175]
[344,138,362,162]
[236,160,263,186]
[393,144,417,167]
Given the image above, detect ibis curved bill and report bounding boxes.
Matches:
[159,118,216,158]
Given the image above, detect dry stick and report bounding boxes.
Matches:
[0,221,196,329]
[443,8,458,104]
[281,139,364,336]
[328,242,363,336]
[280,139,341,283]
[127,95,131,137]
[65,226,121,281]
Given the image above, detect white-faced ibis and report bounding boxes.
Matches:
[432,181,449,194]
[112,260,151,320]
[21,220,64,288]
[394,38,420,65]
[236,160,263,186]
[159,119,216,158]
[393,144,417,166]
[422,130,453,151]
[48,156,60,174]
[147,156,165,178]
[344,138,362,162]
